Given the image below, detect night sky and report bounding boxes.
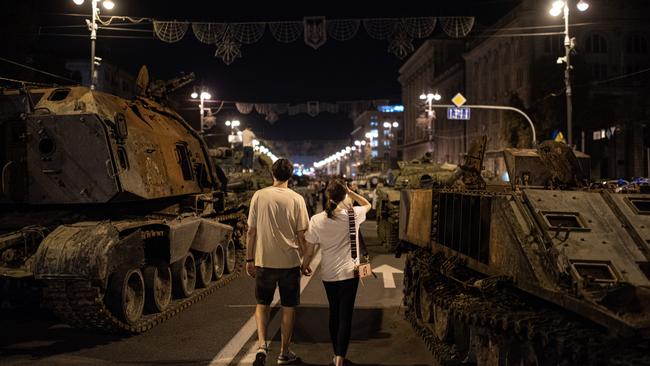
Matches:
[2,0,518,143]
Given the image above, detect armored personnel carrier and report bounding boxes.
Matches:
[400,140,650,365]
[0,67,245,333]
[375,150,465,251]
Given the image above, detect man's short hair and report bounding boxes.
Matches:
[272,158,293,182]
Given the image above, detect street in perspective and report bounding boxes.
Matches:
[2,0,650,365]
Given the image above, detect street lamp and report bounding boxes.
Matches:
[72,0,116,90]
[549,0,589,147]
[419,92,441,118]
[191,90,211,132]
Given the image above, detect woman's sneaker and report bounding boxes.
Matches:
[253,345,268,366]
[277,350,300,365]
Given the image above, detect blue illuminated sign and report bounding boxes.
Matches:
[377,105,404,113]
[447,107,471,120]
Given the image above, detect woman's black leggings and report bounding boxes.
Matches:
[323,277,359,357]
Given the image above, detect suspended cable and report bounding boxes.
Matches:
[580,67,650,87]
[39,33,153,40]
[0,57,77,83]
[0,76,59,87]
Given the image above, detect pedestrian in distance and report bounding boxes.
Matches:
[246,158,310,366]
[242,126,256,173]
[301,178,372,366]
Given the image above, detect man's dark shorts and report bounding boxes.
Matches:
[255,266,300,307]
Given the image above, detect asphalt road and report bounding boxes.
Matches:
[0,221,437,366]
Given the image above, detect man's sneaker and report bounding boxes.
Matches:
[253,345,268,366]
[277,350,300,365]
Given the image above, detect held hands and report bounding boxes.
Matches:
[301,264,312,277]
[246,262,256,278]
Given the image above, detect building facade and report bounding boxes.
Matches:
[399,39,465,161]
[400,0,650,179]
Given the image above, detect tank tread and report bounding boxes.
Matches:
[41,214,246,334]
[405,249,650,366]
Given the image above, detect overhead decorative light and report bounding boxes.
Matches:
[73,0,85,5]
[392,122,399,128]
[191,92,198,99]
[419,93,427,100]
[433,92,442,101]
[383,121,391,128]
[102,0,115,10]
[549,6,562,16]
[200,91,211,100]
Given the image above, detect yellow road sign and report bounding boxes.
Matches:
[451,93,467,108]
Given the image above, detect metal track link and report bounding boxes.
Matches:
[41,214,246,334]
[404,248,650,366]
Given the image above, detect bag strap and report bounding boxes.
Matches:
[347,208,357,261]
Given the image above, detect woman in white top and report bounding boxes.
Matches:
[302,178,371,366]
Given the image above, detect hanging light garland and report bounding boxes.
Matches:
[151,16,475,64]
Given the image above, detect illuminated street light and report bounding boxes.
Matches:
[225,120,231,126]
[392,122,399,128]
[433,92,442,101]
[383,121,391,128]
[73,0,116,90]
[549,0,589,146]
[192,89,212,132]
[577,0,589,11]
[361,140,367,146]
[354,140,361,146]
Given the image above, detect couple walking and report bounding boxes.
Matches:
[246,158,371,366]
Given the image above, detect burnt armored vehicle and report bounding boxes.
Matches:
[0,68,244,332]
[375,151,466,251]
[401,140,650,365]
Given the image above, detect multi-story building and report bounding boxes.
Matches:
[399,39,465,161]
[350,106,403,164]
[400,0,650,179]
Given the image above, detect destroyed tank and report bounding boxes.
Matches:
[400,139,650,365]
[209,146,273,210]
[0,67,246,333]
[375,151,464,251]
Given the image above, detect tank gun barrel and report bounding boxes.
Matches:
[148,72,196,99]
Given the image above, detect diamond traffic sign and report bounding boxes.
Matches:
[447,107,471,120]
[451,93,467,107]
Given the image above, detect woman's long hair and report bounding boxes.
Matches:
[325,179,347,219]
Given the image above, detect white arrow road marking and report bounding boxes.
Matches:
[373,264,403,289]
[210,250,321,366]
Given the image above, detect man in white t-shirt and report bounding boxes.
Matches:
[242,127,256,173]
[246,158,309,366]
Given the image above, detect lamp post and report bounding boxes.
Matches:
[191,91,211,132]
[73,0,116,90]
[225,119,240,148]
[549,0,589,147]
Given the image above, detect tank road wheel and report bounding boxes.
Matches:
[224,239,237,274]
[196,252,213,288]
[433,304,453,341]
[107,268,146,325]
[143,264,172,313]
[212,244,226,280]
[416,278,434,324]
[171,253,196,298]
